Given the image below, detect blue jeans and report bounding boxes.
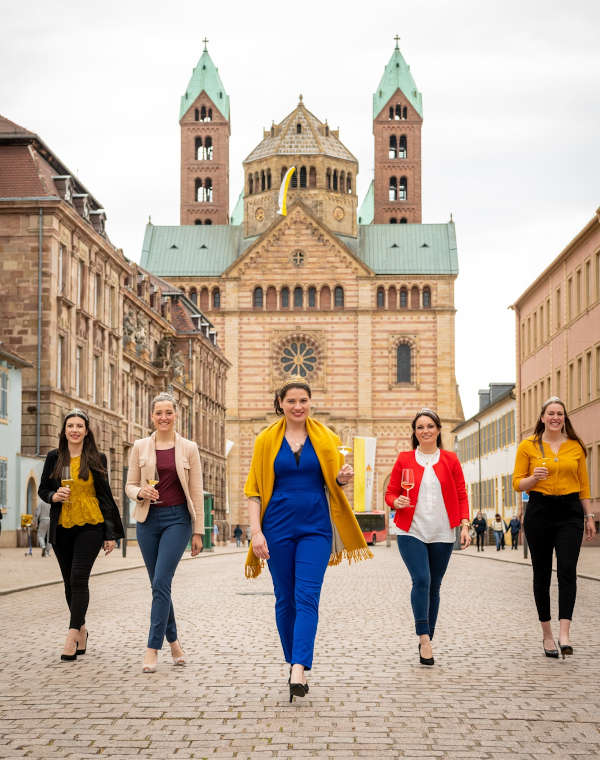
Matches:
[136,505,192,649]
[396,535,454,638]
[494,530,504,550]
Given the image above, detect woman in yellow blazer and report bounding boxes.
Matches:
[126,391,204,672]
[513,397,596,659]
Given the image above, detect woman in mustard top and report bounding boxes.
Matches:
[513,397,596,659]
[39,410,124,661]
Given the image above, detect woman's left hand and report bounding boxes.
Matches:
[585,517,597,541]
[336,464,354,485]
[103,540,116,555]
[460,525,471,549]
[191,533,204,556]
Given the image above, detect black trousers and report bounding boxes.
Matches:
[53,523,104,629]
[511,532,519,549]
[476,532,485,550]
[524,492,583,621]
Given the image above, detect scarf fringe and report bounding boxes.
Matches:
[328,546,374,567]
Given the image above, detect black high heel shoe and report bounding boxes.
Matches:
[289,681,309,702]
[557,640,573,659]
[419,643,434,666]
[543,639,559,658]
[76,631,89,656]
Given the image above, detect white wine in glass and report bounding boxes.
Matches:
[400,468,415,499]
[337,428,353,459]
[147,468,161,504]
[61,464,73,507]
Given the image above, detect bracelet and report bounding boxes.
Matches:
[584,513,596,519]
[336,477,346,487]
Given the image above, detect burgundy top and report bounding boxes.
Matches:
[155,448,187,507]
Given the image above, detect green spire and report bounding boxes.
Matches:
[180,44,230,121]
[372,40,422,120]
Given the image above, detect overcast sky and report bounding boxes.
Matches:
[2,0,599,418]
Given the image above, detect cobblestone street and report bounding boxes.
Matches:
[1,546,599,759]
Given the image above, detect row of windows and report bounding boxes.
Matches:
[388,135,407,159]
[390,218,408,224]
[194,178,213,202]
[247,166,353,195]
[194,136,213,160]
[194,106,213,121]
[194,219,213,225]
[252,285,344,310]
[521,250,600,358]
[456,411,516,463]
[376,285,431,309]
[57,246,119,327]
[469,474,517,512]
[186,287,221,310]
[389,104,408,120]
[389,176,408,201]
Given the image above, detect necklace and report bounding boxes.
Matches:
[286,434,306,451]
[418,448,438,466]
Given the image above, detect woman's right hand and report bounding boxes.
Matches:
[532,466,548,481]
[52,487,70,503]
[251,530,270,560]
[394,495,411,509]
[137,485,159,501]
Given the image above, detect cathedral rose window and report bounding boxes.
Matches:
[280,341,317,377]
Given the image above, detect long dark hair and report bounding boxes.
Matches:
[533,396,585,453]
[52,410,106,481]
[274,381,312,415]
[411,408,443,450]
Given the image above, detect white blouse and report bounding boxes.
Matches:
[393,449,455,544]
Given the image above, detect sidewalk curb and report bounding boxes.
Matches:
[0,547,248,597]
[455,550,600,582]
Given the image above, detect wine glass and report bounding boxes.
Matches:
[535,457,548,480]
[400,468,415,500]
[337,427,353,459]
[61,464,73,507]
[147,466,161,504]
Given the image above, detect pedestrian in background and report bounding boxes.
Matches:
[245,381,371,702]
[513,396,596,659]
[491,514,505,551]
[472,511,487,552]
[38,409,123,661]
[234,524,243,548]
[246,524,252,546]
[34,499,51,556]
[126,391,204,673]
[385,408,470,667]
[508,513,521,550]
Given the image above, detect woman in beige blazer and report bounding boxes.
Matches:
[126,391,204,673]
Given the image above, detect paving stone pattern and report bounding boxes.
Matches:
[1,547,599,759]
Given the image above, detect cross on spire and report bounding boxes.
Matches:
[202,37,209,51]
[394,34,400,49]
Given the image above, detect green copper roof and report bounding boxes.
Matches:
[358,180,374,224]
[373,46,422,119]
[230,189,243,225]
[141,220,457,278]
[180,49,230,121]
[359,223,457,274]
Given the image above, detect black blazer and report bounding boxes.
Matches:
[38,449,124,544]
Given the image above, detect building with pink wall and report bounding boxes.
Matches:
[512,207,600,535]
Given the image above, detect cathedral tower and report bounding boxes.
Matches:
[179,41,230,225]
[372,39,423,224]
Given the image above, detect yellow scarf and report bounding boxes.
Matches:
[244,416,373,578]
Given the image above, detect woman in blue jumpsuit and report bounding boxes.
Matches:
[246,381,356,701]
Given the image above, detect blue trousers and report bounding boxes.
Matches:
[136,504,192,649]
[266,533,331,670]
[396,535,453,638]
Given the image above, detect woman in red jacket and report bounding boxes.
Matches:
[385,408,470,666]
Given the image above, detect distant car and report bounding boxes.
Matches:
[354,510,386,546]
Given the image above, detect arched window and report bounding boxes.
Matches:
[200,287,209,311]
[195,178,202,202]
[340,171,345,192]
[253,286,263,309]
[333,170,338,191]
[266,286,277,310]
[308,286,316,308]
[194,108,199,121]
[395,104,401,120]
[320,285,331,309]
[291,170,298,188]
[376,286,385,309]
[261,170,266,191]
[299,166,307,188]
[255,172,259,191]
[400,287,408,308]
[281,166,287,181]
[200,105,206,121]
[389,106,394,120]
[309,167,316,188]
[400,217,408,224]
[402,106,407,119]
[346,173,352,193]
[389,177,397,201]
[293,286,303,308]
[267,169,272,189]
[212,287,221,309]
[205,136,213,160]
[399,176,407,200]
[248,174,253,194]
[195,219,202,225]
[204,177,213,202]
[390,217,397,224]
[195,136,203,160]
[326,168,331,190]
[410,285,420,308]
[399,135,407,159]
[190,288,198,305]
[388,286,397,309]
[397,343,412,383]
[422,286,431,308]
[334,285,344,308]
[389,135,397,159]
[296,123,302,134]
[280,287,290,309]
[205,219,212,225]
